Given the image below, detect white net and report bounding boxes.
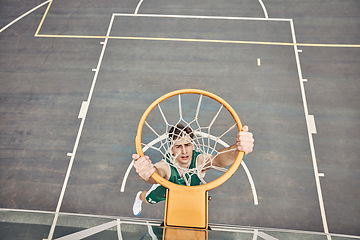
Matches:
[140,93,239,186]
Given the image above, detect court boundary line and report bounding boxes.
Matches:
[43,13,116,240]
[290,19,330,240]
[1,208,359,239]
[34,33,360,48]
[33,9,360,48]
[33,33,360,48]
[112,13,290,21]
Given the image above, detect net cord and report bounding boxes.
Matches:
[141,94,238,186]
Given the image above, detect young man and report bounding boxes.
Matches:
[132,123,254,216]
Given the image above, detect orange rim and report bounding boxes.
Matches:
[135,89,244,191]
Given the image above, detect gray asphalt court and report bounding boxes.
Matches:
[0,0,359,239]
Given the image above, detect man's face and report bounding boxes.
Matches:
[171,135,194,167]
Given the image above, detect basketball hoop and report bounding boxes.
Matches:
[135,89,244,229]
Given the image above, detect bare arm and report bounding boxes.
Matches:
[211,125,254,168]
[132,154,169,184]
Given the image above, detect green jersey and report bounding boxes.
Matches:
[145,150,202,204]
[166,150,202,186]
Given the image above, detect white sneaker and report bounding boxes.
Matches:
[133,191,143,216]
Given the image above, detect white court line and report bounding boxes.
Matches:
[306,115,317,134]
[2,208,359,239]
[78,101,89,119]
[117,219,123,240]
[257,0,269,19]
[147,221,158,240]
[113,13,291,22]
[44,13,117,240]
[134,0,145,15]
[120,161,134,192]
[53,220,118,240]
[253,229,259,240]
[0,0,51,33]
[290,19,331,240]
[258,231,278,240]
[210,227,276,239]
[257,58,261,66]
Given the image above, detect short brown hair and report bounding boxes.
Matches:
[168,123,194,140]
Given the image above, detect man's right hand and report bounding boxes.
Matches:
[132,154,156,182]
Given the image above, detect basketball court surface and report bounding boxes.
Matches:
[0,0,359,239]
